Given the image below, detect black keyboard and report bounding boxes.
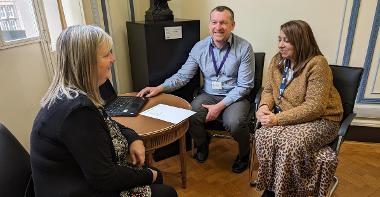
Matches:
[105,96,148,117]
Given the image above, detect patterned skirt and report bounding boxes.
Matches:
[254,119,339,197]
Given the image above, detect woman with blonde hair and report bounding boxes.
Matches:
[254,20,343,197]
[30,25,177,197]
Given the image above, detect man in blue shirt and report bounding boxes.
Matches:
[137,6,254,173]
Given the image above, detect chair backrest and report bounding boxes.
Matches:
[252,52,265,95]
[328,65,363,152]
[329,65,363,122]
[0,123,34,197]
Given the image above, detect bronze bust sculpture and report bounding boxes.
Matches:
[145,0,174,22]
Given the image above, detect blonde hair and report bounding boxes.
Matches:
[41,25,113,108]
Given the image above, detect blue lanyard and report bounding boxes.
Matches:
[209,43,231,78]
[278,59,291,100]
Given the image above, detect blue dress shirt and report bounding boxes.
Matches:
[161,34,254,106]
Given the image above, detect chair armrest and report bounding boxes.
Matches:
[335,112,356,153]
[251,87,263,132]
[338,113,356,136]
[254,87,263,110]
[193,86,201,99]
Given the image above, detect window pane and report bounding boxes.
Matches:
[0,0,39,42]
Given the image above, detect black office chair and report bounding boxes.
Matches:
[326,65,363,196]
[0,123,34,197]
[191,52,265,174]
[249,65,363,197]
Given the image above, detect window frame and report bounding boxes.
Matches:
[0,6,6,19]
[8,5,15,18]
[4,20,9,30]
[0,0,42,49]
[9,19,16,30]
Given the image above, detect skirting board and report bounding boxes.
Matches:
[346,125,380,143]
[352,117,380,127]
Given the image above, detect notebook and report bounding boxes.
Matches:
[99,79,148,117]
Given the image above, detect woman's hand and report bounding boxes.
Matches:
[260,113,278,127]
[149,168,158,183]
[129,140,145,166]
[256,105,271,123]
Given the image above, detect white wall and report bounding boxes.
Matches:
[106,0,134,93]
[0,42,50,149]
[114,0,349,90]
[334,0,380,125]
[105,0,380,126]
[61,0,85,26]
[166,0,346,80]
[42,0,61,50]
[2,0,379,150]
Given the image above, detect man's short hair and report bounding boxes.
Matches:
[210,6,234,22]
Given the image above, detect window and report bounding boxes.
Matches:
[4,20,9,30]
[42,0,86,51]
[0,0,39,47]
[9,20,16,30]
[15,19,20,29]
[0,6,6,19]
[1,0,87,49]
[7,5,15,18]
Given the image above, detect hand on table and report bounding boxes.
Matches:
[137,85,164,97]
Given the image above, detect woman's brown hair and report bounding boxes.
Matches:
[279,20,322,75]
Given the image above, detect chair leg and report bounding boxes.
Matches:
[250,179,258,187]
[328,175,338,197]
[191,138,195,156]
[249,137,256,185]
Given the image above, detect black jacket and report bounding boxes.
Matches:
[30,94,152,197]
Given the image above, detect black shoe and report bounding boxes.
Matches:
[261,190,275,197]
[193,135,211,163]
[193,146,208,163]
[232,154,249,173]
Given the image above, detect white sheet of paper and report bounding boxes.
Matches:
[140,104,196,124]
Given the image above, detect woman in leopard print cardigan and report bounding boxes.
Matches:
[254,20,343,197]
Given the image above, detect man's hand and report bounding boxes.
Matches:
[137,85,164,97]
[256,105,271,123]
[202,102,226,122]
[129,140,145,167]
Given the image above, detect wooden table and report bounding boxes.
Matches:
[113,93,191,188]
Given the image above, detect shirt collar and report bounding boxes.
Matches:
[210,33,234,49]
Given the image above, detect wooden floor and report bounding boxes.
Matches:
[154,139,380,197]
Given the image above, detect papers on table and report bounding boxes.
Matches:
[140,104,196,124]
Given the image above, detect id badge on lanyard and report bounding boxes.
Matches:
[210,44,231,90]
[278,59,291,101]
[212,80,222,90]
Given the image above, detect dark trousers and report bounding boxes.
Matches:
[150,168,177,197]
[150,184,177,197]
[189,92,251,157]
